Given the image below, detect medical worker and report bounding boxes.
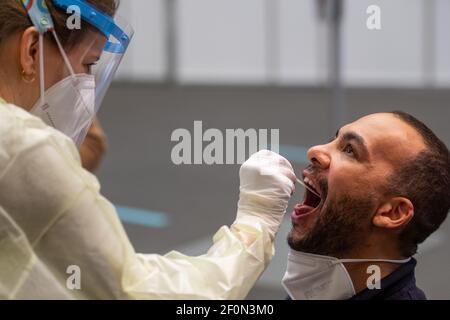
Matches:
[0,0,296,299]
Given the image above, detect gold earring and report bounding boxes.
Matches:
[22,70,36,83]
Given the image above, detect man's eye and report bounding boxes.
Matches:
[343,144,354,155]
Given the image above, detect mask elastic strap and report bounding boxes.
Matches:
[51,29,92,107]
[333,257,412,265]
[37,31,77,108]
[51,30,77,80]
[39,33,45,105]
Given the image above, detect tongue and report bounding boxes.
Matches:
[294,203,315,217]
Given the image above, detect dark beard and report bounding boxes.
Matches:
[288,191,376,257]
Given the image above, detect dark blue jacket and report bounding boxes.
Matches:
[349,258,426,300]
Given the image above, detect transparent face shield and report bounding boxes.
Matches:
[84,14,134,112]
[22,0,134,147]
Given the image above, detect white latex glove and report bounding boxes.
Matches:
[236,150,296,240]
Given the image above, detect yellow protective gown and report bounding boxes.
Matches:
[0,99,274,300]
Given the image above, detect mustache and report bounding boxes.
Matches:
[304,165,328,199]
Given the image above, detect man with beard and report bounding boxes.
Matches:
[282,111,450,300]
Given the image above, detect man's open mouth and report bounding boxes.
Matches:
[293,177,323,218]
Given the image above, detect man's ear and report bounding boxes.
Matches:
[373,197,414,229]
[19,27,40,76]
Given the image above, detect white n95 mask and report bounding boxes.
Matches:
[282,249,411,300]
[30,73,96,148]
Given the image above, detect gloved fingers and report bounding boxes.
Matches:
[243,150,295,174]
[240,150,296,189]
[279,166,296,184]
[265,157,296,186]
[240,150,279,177]
[277,155,295,174]
[260,150,296,182]
[275,172,296,195]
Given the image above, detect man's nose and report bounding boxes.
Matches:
[307,144,331,169]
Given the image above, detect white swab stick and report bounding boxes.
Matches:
[296,178,321,198]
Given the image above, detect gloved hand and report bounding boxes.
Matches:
[236,150,296,240]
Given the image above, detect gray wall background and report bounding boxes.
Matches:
[116,0,450,87]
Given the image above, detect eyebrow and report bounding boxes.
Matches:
[335,129,370,159]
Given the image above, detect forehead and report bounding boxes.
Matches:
[342,113,426,164]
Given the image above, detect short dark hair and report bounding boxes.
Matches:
[386,111,450,256]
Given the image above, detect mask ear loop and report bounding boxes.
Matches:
[50,29,94,111]
[50,29,96,101]
[333,257,412,265]
[51,30,77,80]
[38,33,45,107]
[37,31,76,109]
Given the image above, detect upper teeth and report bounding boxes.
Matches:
[304,177,318,192]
